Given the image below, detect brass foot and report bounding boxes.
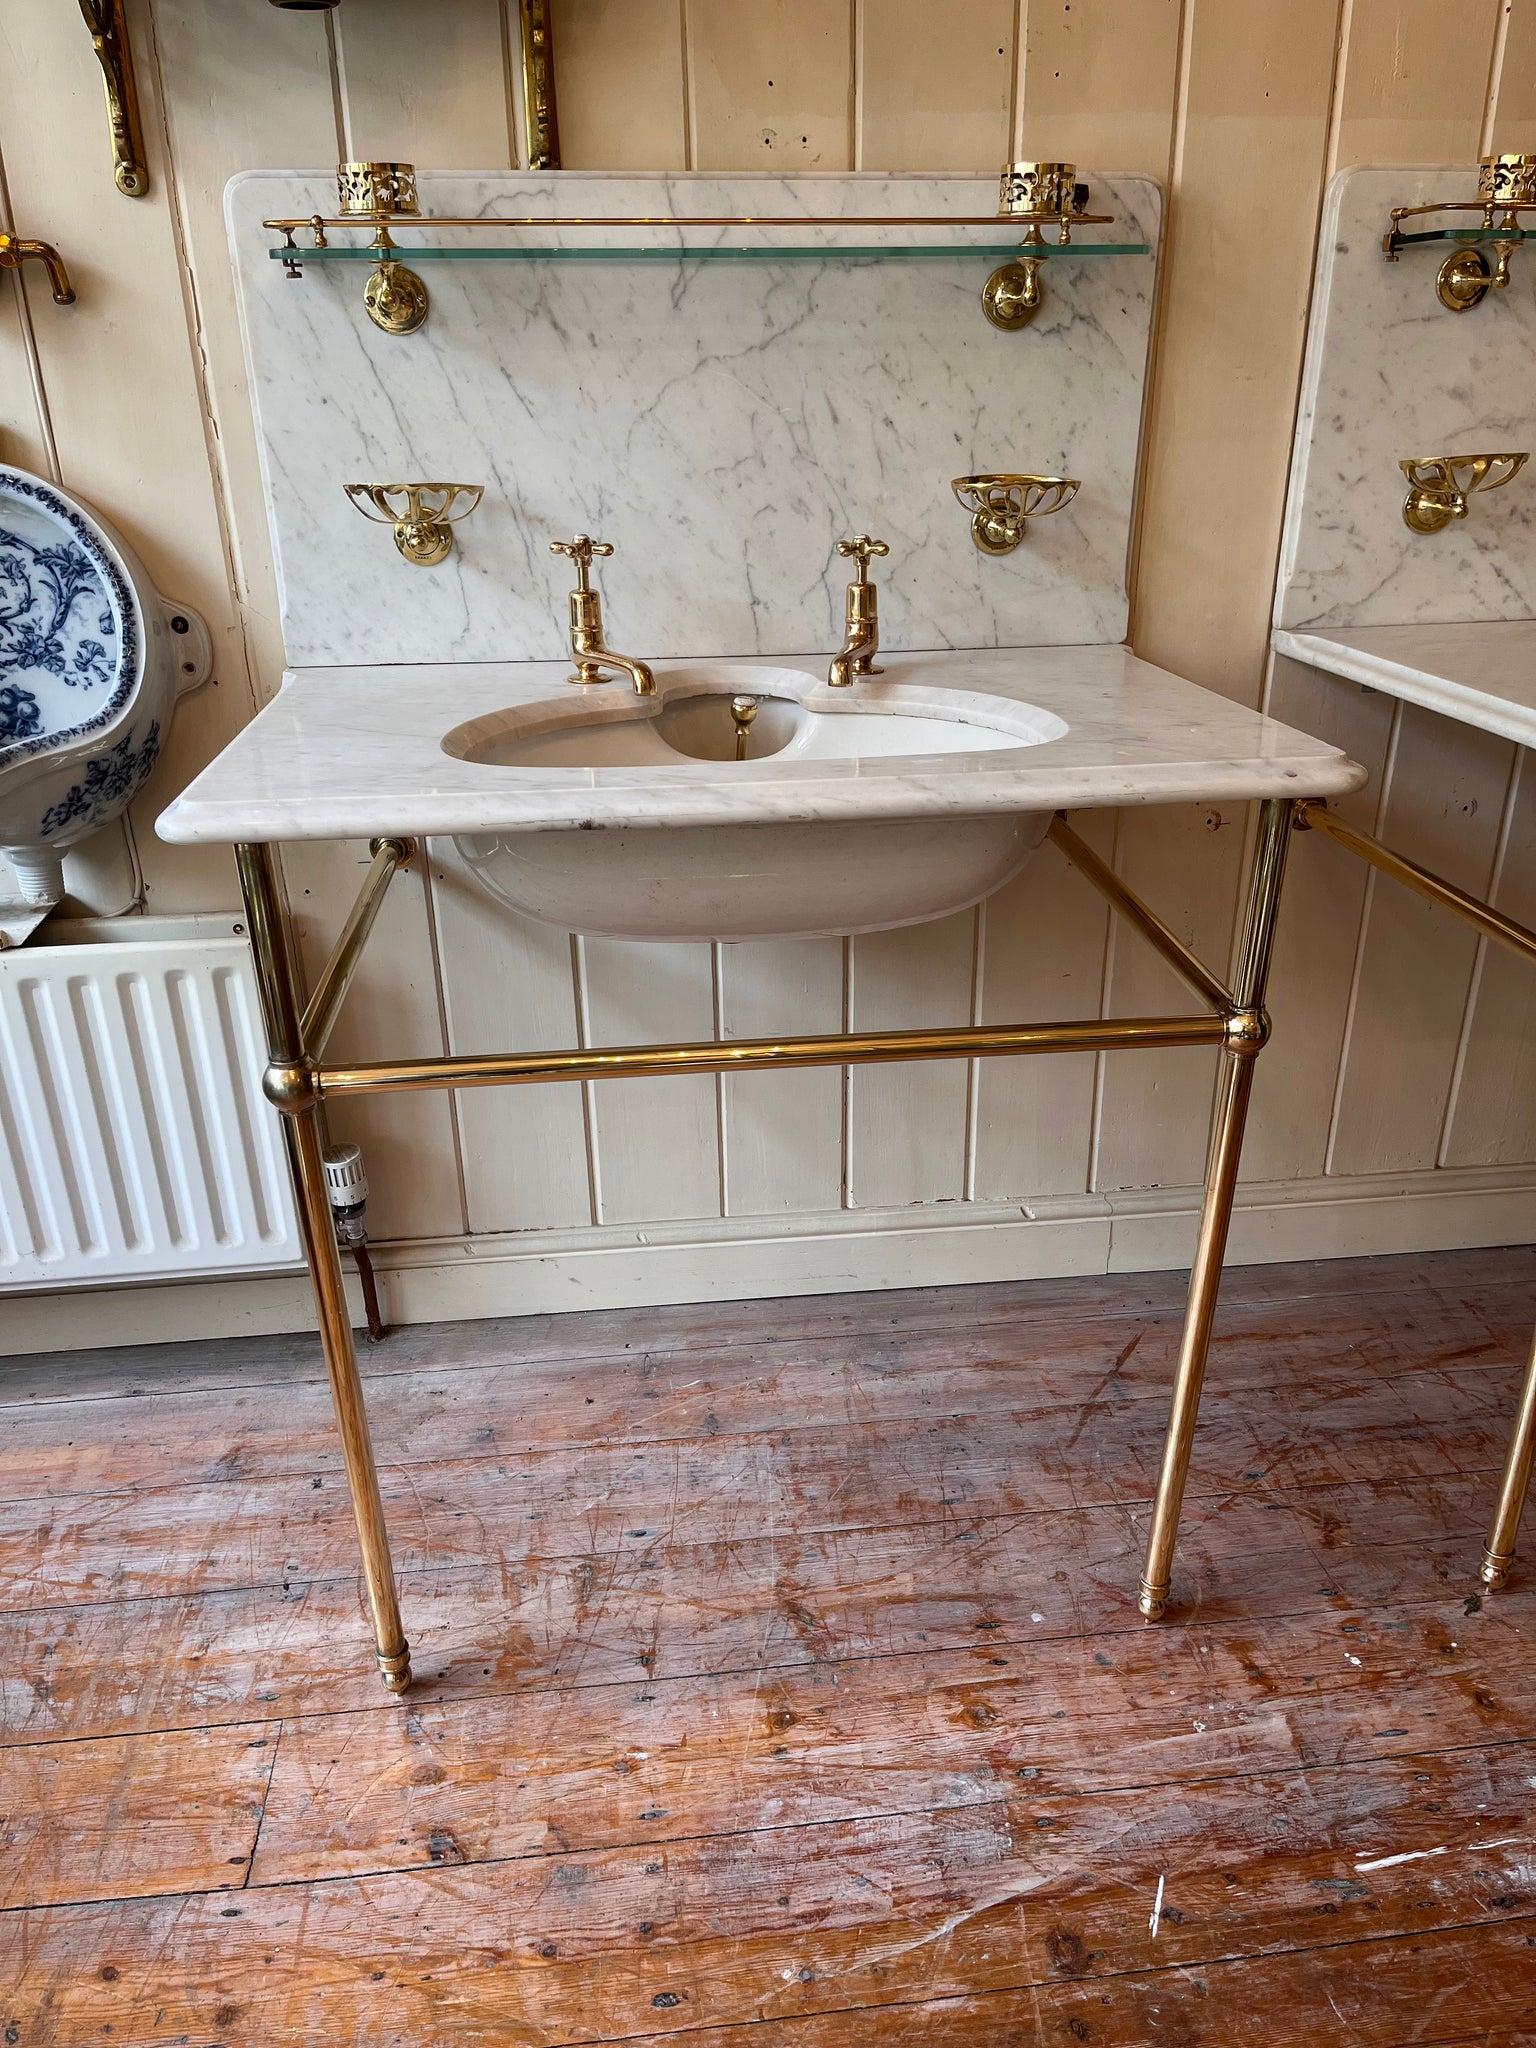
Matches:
[1479,1548,1512,1590]
[378,1645,413,1694]
[1137,1580,1168,1621]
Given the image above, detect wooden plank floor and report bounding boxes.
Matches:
[2,1247,1535,2044]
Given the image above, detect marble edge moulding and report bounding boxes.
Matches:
[224,169,1163,673]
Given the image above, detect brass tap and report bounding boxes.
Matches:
[0,232,75,306]
[550,535,655,696]
[827,535,888,687]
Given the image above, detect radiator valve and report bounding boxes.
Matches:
[323,1142,369,1246]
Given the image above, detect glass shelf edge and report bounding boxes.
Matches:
[269,240,1150,264]
[1390,225,1535,247]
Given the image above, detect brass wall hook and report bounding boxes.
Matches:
[0,233,76,306]
[78,0,149,198]
[952,474,1079,554]
[1399,452,1528,534]
[344,482,483,565]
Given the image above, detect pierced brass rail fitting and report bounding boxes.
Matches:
[952,474,1079,554]
[1399,452,1527,534]
[345,482,483,566]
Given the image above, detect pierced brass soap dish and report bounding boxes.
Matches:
[952,474,1079,554]
[1399,452,1527,534]
[344,482,484,565]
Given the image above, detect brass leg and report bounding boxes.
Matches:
[1480,1323,1536,1588]
[1137,799,1295,1620]
[236,843,412,1695]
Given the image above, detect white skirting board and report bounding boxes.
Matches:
[4,1162,1533,1356]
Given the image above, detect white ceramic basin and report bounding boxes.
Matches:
[442,664,1067,940]
[158,646,1371,948]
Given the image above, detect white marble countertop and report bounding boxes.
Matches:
[157,646,1366,845]
[1274,621,1536,750]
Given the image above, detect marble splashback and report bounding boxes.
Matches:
[1277,165,1536,631]
[227,173,1159,668]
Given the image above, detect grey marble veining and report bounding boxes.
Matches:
[1277,165,1536,632]
[227,172,1159,668]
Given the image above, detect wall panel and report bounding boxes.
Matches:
[550,0,690,168]
[686,0,855,170]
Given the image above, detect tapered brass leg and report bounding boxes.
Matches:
[236,843,412,1695]
[1480,1324,1536,1588]
[1137,799,1295,1620]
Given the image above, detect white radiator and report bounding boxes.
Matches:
[0,916,301,1292]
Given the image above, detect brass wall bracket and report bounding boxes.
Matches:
[520,0,561,170]
[1399,451,1527,534]
[952,474,1079,554]
[983,161,1110,331]
[0,233,76,306]
[1383,152,1536,311]
[344,482,483,565]
[79,0,149,198]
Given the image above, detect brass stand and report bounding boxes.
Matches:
[1296,798,1536,1592]
[238,802,1296,1692]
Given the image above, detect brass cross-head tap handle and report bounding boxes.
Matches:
[835,535,889,583]
[550,535,614,592]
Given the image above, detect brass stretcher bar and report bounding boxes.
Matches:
[237,801,1295,1695]
[1296,798,1536,1592]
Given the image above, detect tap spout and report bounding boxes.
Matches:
[828,618,878,689]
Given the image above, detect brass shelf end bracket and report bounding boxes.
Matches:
[79,0,150,199]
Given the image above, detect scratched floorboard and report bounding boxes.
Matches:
[1,1250,1534,2042]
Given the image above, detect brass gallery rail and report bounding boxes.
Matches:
[237,803,1295,1696]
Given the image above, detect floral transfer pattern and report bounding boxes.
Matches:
[39,721,161,839]
[0,683,42,742]
[0,468,138,767]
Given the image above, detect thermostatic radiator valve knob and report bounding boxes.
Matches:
[323,1142,369,1247]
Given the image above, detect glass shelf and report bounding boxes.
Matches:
[270,239,1150,265]
[1390,225,1536,248]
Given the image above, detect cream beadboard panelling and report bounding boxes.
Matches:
[4,0,1536,1349]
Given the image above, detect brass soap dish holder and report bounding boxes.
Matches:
[344,481,484,566]
[1399,452,1527,533]
[952,474,1079,554]
[267,159,1136,337]
[1384,152,1536,311]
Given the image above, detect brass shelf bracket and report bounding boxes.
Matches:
[79,0,149,199]
[0,233,76,306]
[520,0,560,171]
[1382,152,1536,310]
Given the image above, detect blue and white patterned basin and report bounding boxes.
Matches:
[0,464,182,875]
